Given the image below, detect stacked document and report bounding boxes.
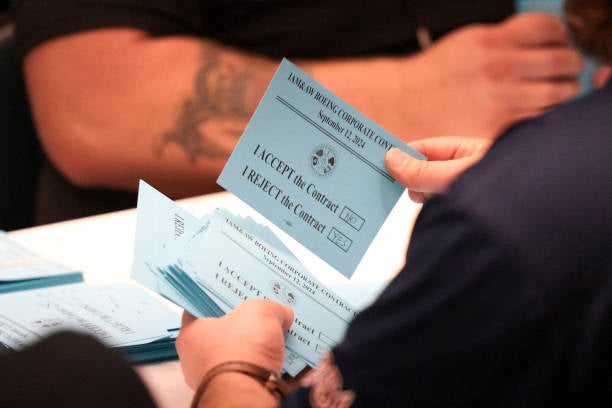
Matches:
[132,181,362,375]
[132,59,425,374]
[0,231,83,293]
[0,282,180,363]
[0,233,180,363]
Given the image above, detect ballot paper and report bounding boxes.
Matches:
[131,181,384,374]
[0,231,83,293]
[179,210,358,366]
[0,282,180,363]
[218,59,425,278]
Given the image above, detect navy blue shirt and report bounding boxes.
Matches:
[285,83,612,406]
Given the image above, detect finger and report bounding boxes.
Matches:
[512,47,583,80]
[407,190,426,204]
[386,149,484,193]
[239,299,295,331]
[263,299,295,331]
[507,79,580,114]
[181,311,198,327]
[407,137,492,161]
[497,13,570,47]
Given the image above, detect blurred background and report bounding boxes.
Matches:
[0,0,43,231]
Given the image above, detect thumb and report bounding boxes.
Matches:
[280,306,294,331]
[237,299,295,331]
[267,300,295,331]
[385,148,478,193]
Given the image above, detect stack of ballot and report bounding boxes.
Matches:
[0,233,180,363]
[131,59,425,374]
[0,282,180,362]
[132,181,364,375]
[0,231,83,293]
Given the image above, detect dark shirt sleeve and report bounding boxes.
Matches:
[14,0,203,58]
[1,331,157,407]
[286,197,553,407]
[14,0,514,61]
[283,84,612,407]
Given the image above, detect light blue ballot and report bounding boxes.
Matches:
[132,180,204,313]
[131,183,310,374]
[218,59,426,278]
[0,231,83,293]
[130,182,365,370]
[0,282,180,362]
[178,209,359,366]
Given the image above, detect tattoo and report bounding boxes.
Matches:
[156,47,253,162]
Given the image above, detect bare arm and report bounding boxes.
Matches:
[23,29,277,198]
[304,13,582,141]
[23,13,581,199]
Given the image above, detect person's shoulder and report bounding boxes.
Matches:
[448,83,612,227]
[533,83,612,140]
[440,84,612,302]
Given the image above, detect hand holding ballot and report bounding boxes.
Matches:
[218,59,425,277]
[131,59,420,375]
[131,60,500,401]
[177,300,294,390]
[132,181,365,374]
[385,137,493,203]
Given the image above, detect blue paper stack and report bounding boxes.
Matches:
[0,231,83,293]
[0,233,180,364]
[131,181,384,376]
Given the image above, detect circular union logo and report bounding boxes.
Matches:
[311,144,337,177]
[270,281,297,305]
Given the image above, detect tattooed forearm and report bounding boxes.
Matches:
[156,46,256,162]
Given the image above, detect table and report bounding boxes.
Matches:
[8,190,421,407]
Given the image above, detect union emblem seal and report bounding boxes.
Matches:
[270,281,297,305]
[311,145,337,177]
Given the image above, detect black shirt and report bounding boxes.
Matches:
[15,0,513,224]
[16,0,513,58]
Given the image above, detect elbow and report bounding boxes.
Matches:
[43,140,112,189]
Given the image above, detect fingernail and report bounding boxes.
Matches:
[386,148,409,169]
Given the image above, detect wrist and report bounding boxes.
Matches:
[191,361,287,408]
[195,372,278,408]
